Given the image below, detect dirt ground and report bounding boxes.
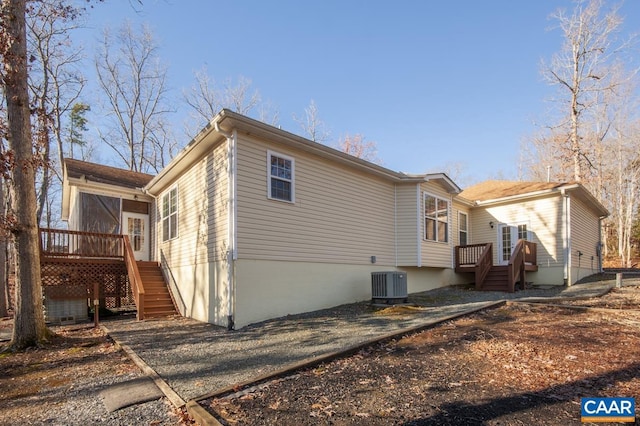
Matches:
[206,286,640,426]
[0,320,192,425]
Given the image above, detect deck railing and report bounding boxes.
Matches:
[455,243,489,267]
[39,228,123,258]
[474,243,493,290]
[508,239,527,292]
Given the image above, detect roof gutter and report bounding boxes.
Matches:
[215,120,237,331]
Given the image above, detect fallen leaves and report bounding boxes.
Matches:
[207,289,640,425]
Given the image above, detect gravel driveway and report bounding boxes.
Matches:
[103,279,618,403]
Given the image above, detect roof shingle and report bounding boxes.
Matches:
[459,180,570,202]
[65,159,154,189]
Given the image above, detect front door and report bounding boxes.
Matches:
[497,224,518,265]
[122,212,149,261]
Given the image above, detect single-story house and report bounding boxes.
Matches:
[59,109,609,329]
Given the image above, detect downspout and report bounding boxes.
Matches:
[598,215,606,273]
[215,121,237,330]
[394,184,398,267]
[561,189,570,285]
[416,184,422,267]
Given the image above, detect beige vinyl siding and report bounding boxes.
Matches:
[420,181,453,268]
[236,135,396,265]
[569,195,601,283]
[475,195,563,269]
[467,207,495,250]
[396,183,419,266]
[157,145,229,268]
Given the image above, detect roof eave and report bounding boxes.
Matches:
[423,173,461,194]
[471,183,609,218]
[215,109,411,183]
[67,177,151,200]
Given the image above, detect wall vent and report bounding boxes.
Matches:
[371,271,408,303]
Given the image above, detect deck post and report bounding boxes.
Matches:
[93,281,100,327]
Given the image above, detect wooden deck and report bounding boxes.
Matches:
[455,240,538,292]
[39,228,176,320]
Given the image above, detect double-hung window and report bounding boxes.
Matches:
[458,212,468,246]
[517,224,529,241]
[424,193,449,243]
[268,151,295,202]
[162,187,178,241]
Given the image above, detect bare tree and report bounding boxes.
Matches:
[542,0,629,182]
[95,21,172,173]
[336,134,382,165]
[523,0,640,266]
[257,99,280,127]
[26,0,86,225]
[224,76,260,115]
[0,96,7,317]
[293,99,329,143]
[603,91,640,266]
[0,176,7,318]
[183,67,266,137]
[0,0,48,348]
[183,66,222,126]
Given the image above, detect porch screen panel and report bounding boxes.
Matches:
[81,193,120,234]
[80,193,121,256]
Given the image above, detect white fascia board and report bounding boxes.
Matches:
[67,177,151,202]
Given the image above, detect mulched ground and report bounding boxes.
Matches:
[206,286,640,426]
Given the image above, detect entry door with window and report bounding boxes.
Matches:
[497,223,529,265]
[122,212,150,261]
[497,224,518,265]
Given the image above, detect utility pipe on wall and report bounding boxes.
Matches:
[215,121,237,330]
[561,189,571,285]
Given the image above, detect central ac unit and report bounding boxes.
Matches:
[371,271,408,303]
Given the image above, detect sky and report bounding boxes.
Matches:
[76,0,640,186]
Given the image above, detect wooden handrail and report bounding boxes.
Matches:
[123,235,145,320]
[507,239,526,293]
[474,243,493,290]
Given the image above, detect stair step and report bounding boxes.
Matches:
[144,312,178,319]
[141,280,167,287]
[144,306,177,314]
[145,301,175,309]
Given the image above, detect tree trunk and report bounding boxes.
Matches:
[1,0,48,348]
[0,177,8,318]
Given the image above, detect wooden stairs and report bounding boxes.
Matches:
[137,261,178,319]
[481,266,510,292]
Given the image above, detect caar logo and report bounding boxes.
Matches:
[581,397,635,423]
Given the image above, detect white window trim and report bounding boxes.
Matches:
[161,186,178,242]
[267,150,295,203]
[423,192,450,243]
